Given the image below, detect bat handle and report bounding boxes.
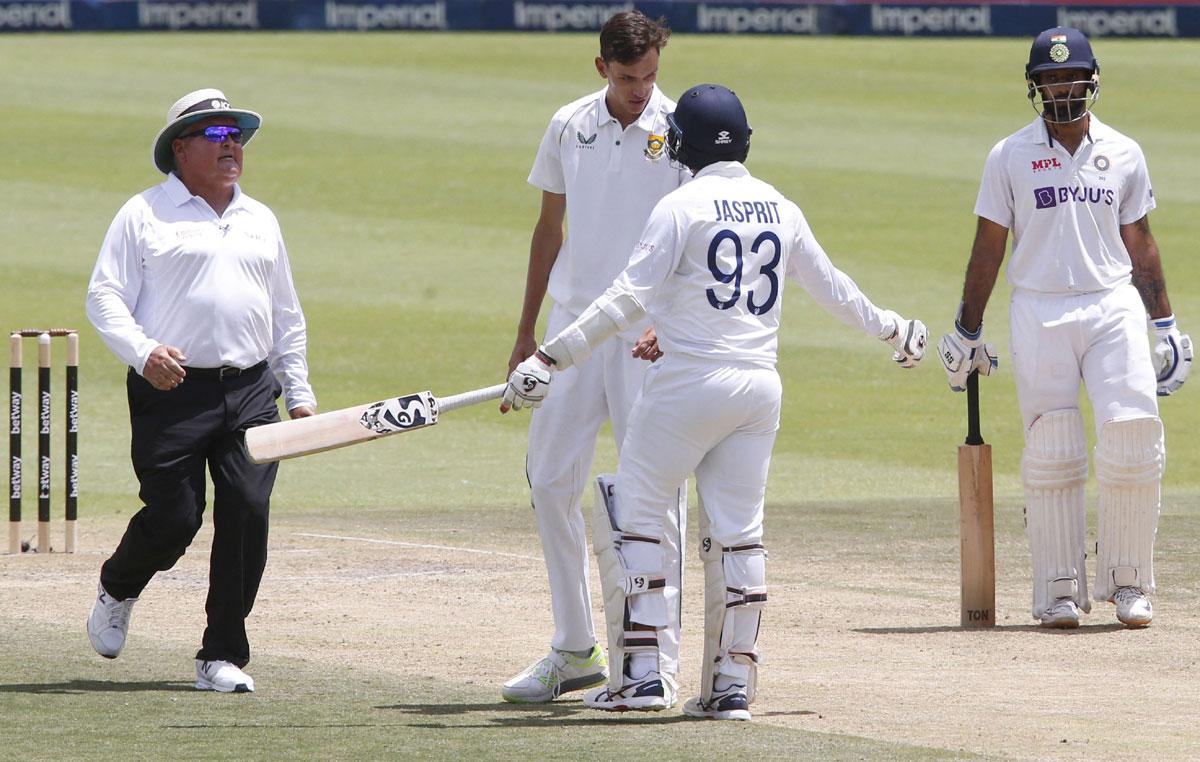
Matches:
[965,371,984,446]
[439,383,507,413]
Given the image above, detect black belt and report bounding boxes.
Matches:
[182,360,268,382]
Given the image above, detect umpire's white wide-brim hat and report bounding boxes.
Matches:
[152,88,262,174]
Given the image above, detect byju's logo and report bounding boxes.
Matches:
[1034,184,1115,209]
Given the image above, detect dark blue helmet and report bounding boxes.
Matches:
[1026,26,1098,79]
[666,84,751,172]
[1025,27,1101,124]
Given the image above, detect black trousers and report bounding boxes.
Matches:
[101,363,281,667]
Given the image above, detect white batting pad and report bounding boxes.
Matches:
[1021,409,1090,618]
[698,509,766,705]
[1094,417,1164,601]
[593,475,665,692]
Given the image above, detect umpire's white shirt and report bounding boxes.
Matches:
[528,84,687,330]
[86,172,316,411]
[605,162,892,369]
[974,115,1156,295]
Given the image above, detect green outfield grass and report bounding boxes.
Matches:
[1,32,1198,761]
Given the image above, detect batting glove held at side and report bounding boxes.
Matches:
[880,313,928,369]
[1152,315,1193,396]
[500,350,554,412]
[938,321,999,392]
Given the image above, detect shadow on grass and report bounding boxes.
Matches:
[854,623,1127,635]
[375,701,819,728]
[0,679,193,694]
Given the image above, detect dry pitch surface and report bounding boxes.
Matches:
[4,500,1200,761]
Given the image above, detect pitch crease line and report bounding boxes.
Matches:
[294,532,541,561]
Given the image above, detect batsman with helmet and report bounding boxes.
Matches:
[504,84,926,719]
[939,27,1191,629]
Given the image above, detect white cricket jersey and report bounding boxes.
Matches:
[605,162,892,369]
[86,172,316,411]
[528,85,688,321]
[974,115,1156,295]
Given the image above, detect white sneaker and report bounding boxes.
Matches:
[501,645,608,703]
[582,671,674,712]
[1040,598,1081,629]
[683,688,752,721]
[195,660,255,693]
[1111,586,1153,628]
[87,584,137,659]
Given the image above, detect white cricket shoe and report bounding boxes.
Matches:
[582,671,674,712]
[683,688,752,721]
[195,659,255,693]
[501,645,608,703]
[1040,598,1081,629]
[87,583,138,659]
[1112,586,1153,628]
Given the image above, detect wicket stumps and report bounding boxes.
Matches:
[8,329,79,554]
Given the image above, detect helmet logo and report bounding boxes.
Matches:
[211,99,230,109]
[1049,43,1070,63]
[715,130,732,145]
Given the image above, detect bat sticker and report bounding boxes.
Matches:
[360,393,439,434]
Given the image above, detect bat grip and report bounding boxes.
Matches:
[439,383,507,413]
[965,371,984,445]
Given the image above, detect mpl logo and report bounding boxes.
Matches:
[1031,157,1061,172]
[1034,186,1058,209]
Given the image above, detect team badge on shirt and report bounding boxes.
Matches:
[1093,155,1111,171]
[644,133,666,161]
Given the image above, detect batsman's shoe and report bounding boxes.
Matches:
[1040,598,1081,629]
[87,583,138,659]
[1111,586,1153,628]
[501,645,608,703]
[582,672,673,712]
[195,659,255,693]
[682,689,752,721]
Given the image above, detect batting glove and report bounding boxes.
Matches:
[880,312,928,369]
[1152,315,1193,396]
[938,321,999,392]
[500,350,555,413]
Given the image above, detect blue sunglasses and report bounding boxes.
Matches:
[179,125,245,144]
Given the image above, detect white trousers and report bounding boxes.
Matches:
[616,356,781,623]
[1010,284,1158,433]
[526,304,684,672]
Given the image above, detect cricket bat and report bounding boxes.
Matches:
[958,371,996,628]
[245,383,507,464]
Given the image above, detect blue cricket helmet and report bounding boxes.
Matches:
[666,84,751,172]
[1026,27,1098,79]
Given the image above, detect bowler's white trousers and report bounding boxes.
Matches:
[526,304,685,675]
[1010,283,1158,433]
[614,355,782,627]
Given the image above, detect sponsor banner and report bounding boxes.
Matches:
[2,0,1200,36]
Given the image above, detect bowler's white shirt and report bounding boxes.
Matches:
[528,85,688,326]
[86,172,316,411]
[974,115,1155,295]
[604,162,891,369]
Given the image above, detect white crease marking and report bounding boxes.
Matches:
[293,532,541,561]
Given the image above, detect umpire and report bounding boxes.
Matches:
[85,88,316,693]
